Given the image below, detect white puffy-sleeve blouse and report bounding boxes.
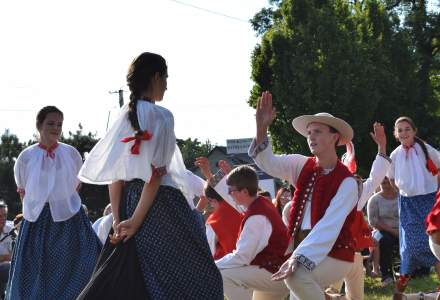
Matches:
[14,143,83,222]
[388,143,439,197]
[78,101,196,208]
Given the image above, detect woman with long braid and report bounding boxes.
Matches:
[77,52,223,300]
[388,116,440,299]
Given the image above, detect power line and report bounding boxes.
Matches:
[168,0,249,23]
[0,109,34,112]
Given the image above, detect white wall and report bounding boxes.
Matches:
[258,179,276,200]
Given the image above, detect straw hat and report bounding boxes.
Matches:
[291,112,353,146]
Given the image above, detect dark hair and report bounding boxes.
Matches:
[258,190,272,198]
[204,184,223,202]
[126,52,167,132]
[226,165,258,196]
[36,106,63,129]
[394,116,430,163]
[0,200,7,210]
[273,187,291,215]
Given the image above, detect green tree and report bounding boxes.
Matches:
[0,130,25,218]
[177,138,214,169]
[249,0,437,175]
[386,0,440,144]
[60,123,99,159]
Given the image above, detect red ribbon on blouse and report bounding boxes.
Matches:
[403,144,438,176]
[427,158,438,176]
[121,131,153,155]
[38,143,59,159]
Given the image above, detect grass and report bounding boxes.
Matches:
[365,274,440,300]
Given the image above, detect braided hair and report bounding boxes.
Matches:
[126,52,167,132]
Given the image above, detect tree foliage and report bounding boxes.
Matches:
[250,0,439,175]
[177,138,214,168]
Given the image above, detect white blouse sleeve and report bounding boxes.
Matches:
[215,215,272,269]
[206,224,217,256]
[387,149,397,180]
[209,170,245,213]
[358,154,391,210]
[13,151,27,189]
[137,103,176,172]
[248,137,307,185]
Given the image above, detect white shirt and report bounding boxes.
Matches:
[14,143,83,222]
[282,201,292,226]
[357,154,391,211]
[215,215,272,269]
[209,173,276,268]
[248,138,358,268]
[78,101,198,208]
[206,224,217,255]
[96,214,113,245]
[0,222,14,256]
[388,143,439,197]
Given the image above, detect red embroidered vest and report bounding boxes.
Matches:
[206,201,243,260]
[352,211,374,250]
[240,196,290,273]
[288,157,357,262]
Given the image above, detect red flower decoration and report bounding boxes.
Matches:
[121,131,153,155]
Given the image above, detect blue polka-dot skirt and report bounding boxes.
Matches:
[399,192,438,275]
[126,180,223,300]
[6,204,101,300]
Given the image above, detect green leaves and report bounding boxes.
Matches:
[250,0,440,175]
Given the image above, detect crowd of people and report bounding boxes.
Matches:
[1,51,439,300]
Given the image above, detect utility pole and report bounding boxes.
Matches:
[109,89,125,107]
[107,89,126,130]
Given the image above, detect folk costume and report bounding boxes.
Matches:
[77,101,223,300]
[250,113,359,300]
[338,149,391,300]
[210,173,290,300]
[427,191,440,260]
[388,142,439,279]
[8,143,101,300]
[205,200,244,260]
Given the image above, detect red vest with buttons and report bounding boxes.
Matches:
[240,196,290,273]
[287,157,357,262]
[206,201,244,260]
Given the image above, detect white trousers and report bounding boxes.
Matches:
[285,256,353,300]
[343,252,365,300]
[221,265,290,300]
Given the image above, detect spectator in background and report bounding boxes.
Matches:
[258,190,272,200]
[0,201,12,298]
[273,187,292,217]
[367,177,399,287]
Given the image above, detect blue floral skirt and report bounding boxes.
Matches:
[6,204,101,300]
[399,192,438,275]
[78,180,223,300]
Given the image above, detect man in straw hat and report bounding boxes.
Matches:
[249,91,359,299]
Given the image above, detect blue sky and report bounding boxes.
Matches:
[0,0,268,145]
